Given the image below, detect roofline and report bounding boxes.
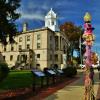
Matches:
[16,27,55,36]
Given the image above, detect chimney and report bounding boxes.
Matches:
[23,22,28,32]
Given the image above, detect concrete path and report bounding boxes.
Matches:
[44,70,100,100]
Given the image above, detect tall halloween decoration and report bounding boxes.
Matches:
[83,12,95,100]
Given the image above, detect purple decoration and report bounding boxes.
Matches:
[83,12,95,99]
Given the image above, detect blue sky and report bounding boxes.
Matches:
[16,0,100,55]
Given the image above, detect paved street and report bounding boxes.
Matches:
[44,69,100,100]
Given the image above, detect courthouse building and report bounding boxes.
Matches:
[0,9,68,70]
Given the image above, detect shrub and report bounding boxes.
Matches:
[62,67,77,77]
[0,63,9,81]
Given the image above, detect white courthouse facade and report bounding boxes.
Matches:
[0,9,68,70]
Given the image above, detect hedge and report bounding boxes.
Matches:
[62,67,77,77]
[0,63,9,82]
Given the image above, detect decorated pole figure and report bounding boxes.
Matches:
[82,12,95,100]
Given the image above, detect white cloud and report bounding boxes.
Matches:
[16,0,53,21]
[21,13,44,20]
[16,8,45,21]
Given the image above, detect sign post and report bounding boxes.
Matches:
[31,70,45,91]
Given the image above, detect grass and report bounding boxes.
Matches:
[0,70,34,90]
[0,70,67,91]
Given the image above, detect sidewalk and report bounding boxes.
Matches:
[96,83,100,100]
[44,70,100,100]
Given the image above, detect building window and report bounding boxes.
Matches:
[55,54,58,61]
[37,54,40,59]
[4,46,6,51]
[50,44,52,49]
[37,43,40,49]
[36,64,40,66]
[17,55,20,61]
[19,45,22,51]
[61,54,63,63]
[25,55,27,60]
[63,45,66,53]
[60,37,61,49]
[21,55,27,62]
[37,34,40,40]
[11,45,14,51]
[3,56,5,60]
[27,44,30,49]
[50,36,53,49]
[30,55,32,59]
[27,36,30,41]
[55,36,58,50]
[50,55,52,60]
[19,37,22,42]
[37,34,41,49]
[36,64,40,69]
[10,55,13,61]
[52,21,54,25]
[50,36,52,41]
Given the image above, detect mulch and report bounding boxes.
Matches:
[0,77,79,100]
[0,88,33,100]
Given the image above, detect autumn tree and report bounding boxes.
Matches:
[0,0,20,44]
[60,22,83,64]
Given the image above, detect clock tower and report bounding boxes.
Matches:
[45,8,59,32]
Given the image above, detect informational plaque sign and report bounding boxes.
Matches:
[47,70,56,75]
[57,69,63,74]
[32,70,45,77]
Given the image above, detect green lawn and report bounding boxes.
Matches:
[0,70,34,90]
[0,70,65,91]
